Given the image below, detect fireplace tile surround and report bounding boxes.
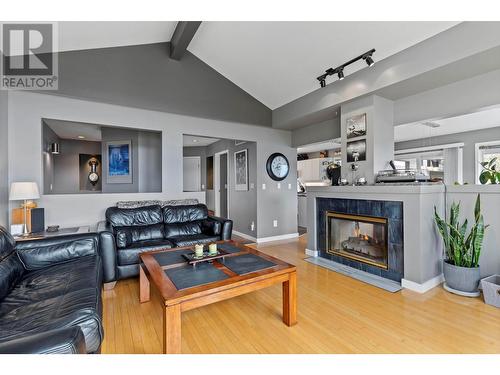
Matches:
[317,198,404,282]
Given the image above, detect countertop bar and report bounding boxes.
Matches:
[307,184,445,195]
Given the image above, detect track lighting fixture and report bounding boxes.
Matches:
[317,48,375,88]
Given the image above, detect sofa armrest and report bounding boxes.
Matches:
[206,216,233,240]
[15,233,99,271]
[97,220,112,233]
[0,327,86,354]
[97,221,117,283]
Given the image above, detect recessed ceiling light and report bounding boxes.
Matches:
[77,135,85,139]
[192,139,198,143]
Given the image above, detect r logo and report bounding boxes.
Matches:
[2,23,53,76]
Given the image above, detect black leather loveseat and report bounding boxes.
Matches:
[0,226,106,354]
[97,203,233,281]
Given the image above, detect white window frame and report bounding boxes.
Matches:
[475,140,500,184]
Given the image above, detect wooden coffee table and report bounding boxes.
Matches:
[139,240,297,354]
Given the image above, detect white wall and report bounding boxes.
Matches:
[0,91,8,228]
[8,92,295,237]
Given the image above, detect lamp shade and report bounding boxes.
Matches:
[9,182,40,201]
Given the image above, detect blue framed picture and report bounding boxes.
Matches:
[106,140,132,183]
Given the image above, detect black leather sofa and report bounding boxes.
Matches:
[97,203,233,281]
[0,226,106,354]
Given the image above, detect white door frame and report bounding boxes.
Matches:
[183,156,201,192]
[214,150,229,217]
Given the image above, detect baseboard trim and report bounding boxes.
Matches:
[256,232,299,244]
[305,248,319,257]
[232,230,257,242]
[401,274,444,293]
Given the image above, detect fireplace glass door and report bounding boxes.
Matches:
[326,212,388,269]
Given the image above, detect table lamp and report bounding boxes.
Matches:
[9,182,40,236]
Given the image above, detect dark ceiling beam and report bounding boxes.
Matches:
[169,21,202,60]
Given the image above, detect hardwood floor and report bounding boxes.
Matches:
[101,235,500,354]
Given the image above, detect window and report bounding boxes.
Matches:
[394,150,444,181]
[476,141,500,184]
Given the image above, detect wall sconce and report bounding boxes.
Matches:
[50,142,60,154]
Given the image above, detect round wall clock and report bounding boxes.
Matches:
[266,153,290,181]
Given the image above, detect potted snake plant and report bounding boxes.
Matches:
[434,194,488,295]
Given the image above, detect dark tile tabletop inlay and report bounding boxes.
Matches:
[165,262,229,290]
[222,253,277,275]
[153,249,193,266]
[217,243,245,254]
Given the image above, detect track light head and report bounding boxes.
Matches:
[337,69,344,80]
[319,78,326,88]
[364,55,375,67]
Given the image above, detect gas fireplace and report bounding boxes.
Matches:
[326,212,388,269]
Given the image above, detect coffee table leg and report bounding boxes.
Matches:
[282,271,297,326]
[139,265,150,303]
[163,304,181,354]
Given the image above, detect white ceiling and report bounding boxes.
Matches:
[188,21,459,109]
[44,119,102,141]
[57,21,177,52]
[395,106,500,142]
[183,135,220,147]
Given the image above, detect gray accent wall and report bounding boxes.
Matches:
[42,123,60,194]
[53,139,102,194]
[257,142,298,239]
[183,141,260,237]
[292,117,340,148]
[395,126,500,184]
[39,42,271,127]
[0,91,8,228]
[138,130,162,193]
[204,139,258,237]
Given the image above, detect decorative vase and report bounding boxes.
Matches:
[443,261,481,294]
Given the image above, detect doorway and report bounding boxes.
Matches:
[215,150,229,217]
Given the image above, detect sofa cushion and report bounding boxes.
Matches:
[163,204,208,224]
[164,221,203,238]
[168,234,219,247]
[16,235,98,271]
[115,223,165,249]
[106,205,163,227]
[0,256,102,353]
[117,239,174,266]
